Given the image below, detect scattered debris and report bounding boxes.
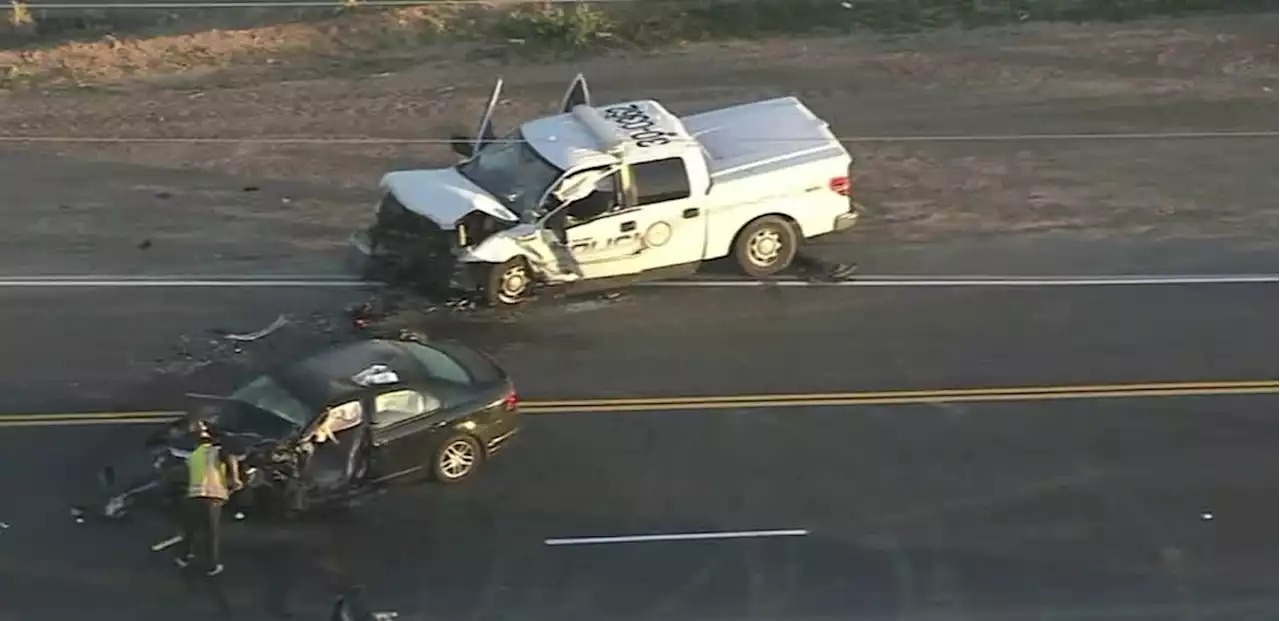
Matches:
[242,185,259,192]
[0,521,9,529]
[793,253,858,282]
[352,364,399,387]
[137,239,152,250]
[1200,512,1214,521]
[151,534,183,552]
[153,191,172,199]
[217,314,289,342]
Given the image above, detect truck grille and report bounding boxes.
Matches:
[369,193,457,280]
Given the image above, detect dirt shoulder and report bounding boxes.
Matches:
[0,11,1275,277]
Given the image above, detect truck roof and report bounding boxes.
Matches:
[681,96,846,179]
[522,99,693,171]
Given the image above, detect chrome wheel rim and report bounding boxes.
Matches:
[498,266,528,303]
[439,439,477,479]
[747,228,784,267]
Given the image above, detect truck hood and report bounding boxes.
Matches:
[380,168,519,229]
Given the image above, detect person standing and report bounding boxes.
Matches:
[175,421,243,576]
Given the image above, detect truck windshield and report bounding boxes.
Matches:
[455,129,563,216]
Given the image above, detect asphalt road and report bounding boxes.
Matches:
[0,281,1275,620]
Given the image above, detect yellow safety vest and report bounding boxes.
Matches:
[187,443,230,500]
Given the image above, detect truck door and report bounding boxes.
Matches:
[530,167,646,281]
[621,156,708,270]
[558,73,591,113]
[558,170,647,279]
[473,78,504,155]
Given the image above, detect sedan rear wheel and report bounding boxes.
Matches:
[430,434,482,485]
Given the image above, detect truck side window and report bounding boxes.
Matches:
[632,158,691,206]
[565,172,620,224]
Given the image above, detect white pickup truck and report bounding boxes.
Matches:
[351,74,862,305]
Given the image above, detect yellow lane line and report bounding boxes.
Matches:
[0,417,178,427]
[522,385,1278,413]
[527,380,1280,407]
[0,380,1274,427]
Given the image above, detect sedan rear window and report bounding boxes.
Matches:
[406,344,472,385]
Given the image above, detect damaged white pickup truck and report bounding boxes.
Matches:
[350,74,863,305]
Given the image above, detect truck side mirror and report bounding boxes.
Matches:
[450,134,474,159]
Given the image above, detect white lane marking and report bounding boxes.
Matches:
[544,529,809,546]
[2,130,1275,144]
[646,274,1280,287]
[0,274,1272,288]
[0,278,372,287]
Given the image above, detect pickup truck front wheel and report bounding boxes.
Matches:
[483,258,532,306]
[734,216,799,278]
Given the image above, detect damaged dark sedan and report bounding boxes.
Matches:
[95,339,521,521]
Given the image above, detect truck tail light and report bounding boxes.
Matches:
[503,390,520,411]
[829,176,851,197]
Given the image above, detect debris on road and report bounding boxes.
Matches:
[792,253,858,282]
[217,313,289,342]
[136,239,152,250]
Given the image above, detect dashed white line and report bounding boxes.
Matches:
[544,528,810,546]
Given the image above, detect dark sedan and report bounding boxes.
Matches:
[99,338,521,520]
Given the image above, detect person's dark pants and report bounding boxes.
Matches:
[179,496,225,569]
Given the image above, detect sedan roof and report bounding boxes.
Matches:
[271,339,440,412]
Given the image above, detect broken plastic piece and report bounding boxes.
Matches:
[222,314,288,341]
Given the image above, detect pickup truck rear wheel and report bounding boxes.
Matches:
[483,258,532,306]
[734,216,799,278]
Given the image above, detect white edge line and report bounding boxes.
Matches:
[643,275,1280,287]
[0,275,1273,288]
[544,528,810,546]
[0,279,375,287]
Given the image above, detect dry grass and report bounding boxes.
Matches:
[2,0,1274,90]
[0,5,486,89]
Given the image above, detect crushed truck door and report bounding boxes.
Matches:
[521,166,647,281]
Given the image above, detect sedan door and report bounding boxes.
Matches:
[367,388,445,485]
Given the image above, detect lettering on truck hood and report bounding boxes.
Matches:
[380,168,518,228]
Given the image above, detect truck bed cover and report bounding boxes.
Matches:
[681,96,847,181]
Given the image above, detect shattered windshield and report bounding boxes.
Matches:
[228,375,311,428]
[455,129,563,217]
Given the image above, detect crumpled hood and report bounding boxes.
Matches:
[380,168,518,228]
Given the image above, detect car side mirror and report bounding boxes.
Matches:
[450,134,474,159]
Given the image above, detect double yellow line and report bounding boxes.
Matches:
[0,380,1274,428]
